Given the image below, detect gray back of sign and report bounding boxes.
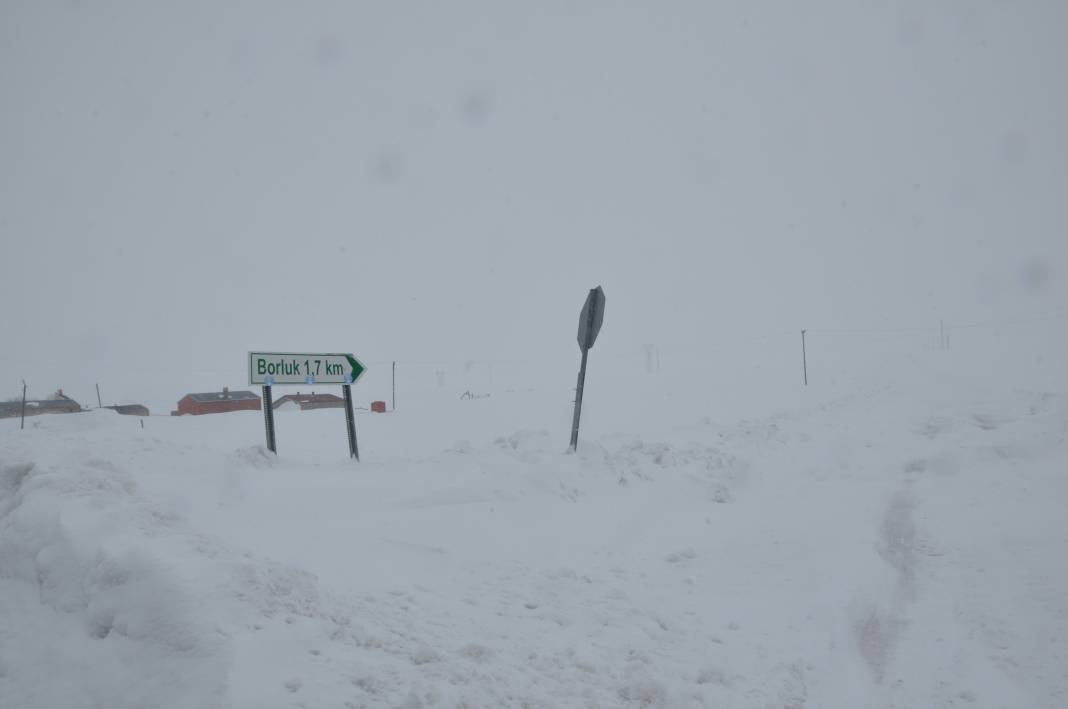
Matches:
[577,286,606,350]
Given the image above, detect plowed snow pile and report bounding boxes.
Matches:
[3,356,1067,708]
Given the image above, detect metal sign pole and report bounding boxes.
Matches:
[342,384,359,461]
[570,347,589,451]
[570,287,603,451]
[249,352,366,460]
[262,385,277,453]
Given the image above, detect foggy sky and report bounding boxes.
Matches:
[2,0,1066,408]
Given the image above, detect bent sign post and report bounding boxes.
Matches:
[570,286,605,451]
[249,352,366,459]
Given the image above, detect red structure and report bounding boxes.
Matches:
[370,400,387,413]
[172,387,261,416]
[273,392,344,411]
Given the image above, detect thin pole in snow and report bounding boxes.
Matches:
[262,385,277,453]
[570,291,600,451]
[343,384,359,461]
[801,329,808,386]
[570,346,590,451]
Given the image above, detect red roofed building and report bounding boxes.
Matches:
[172,387,261,416]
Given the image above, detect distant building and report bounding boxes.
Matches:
[0,390,82,419]
[105,404,150,417]
[273,392,345,411]
[172,387,260,416]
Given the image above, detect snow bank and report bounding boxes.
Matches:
[0,457,228,709]
[3,359,1067,707]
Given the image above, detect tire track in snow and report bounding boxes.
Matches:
[877,491,919,599]
[854,490,918,684]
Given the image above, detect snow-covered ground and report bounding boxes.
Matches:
[2,338,1067,708]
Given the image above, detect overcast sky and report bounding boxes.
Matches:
[2,0,1066,406]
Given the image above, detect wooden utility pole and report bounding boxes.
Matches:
[96,383,103,408]
[20,380,27,430]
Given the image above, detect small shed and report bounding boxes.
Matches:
[105,404,150,417]
[0,390,82,419]
[173,387,261,416]
[273,392,345,411]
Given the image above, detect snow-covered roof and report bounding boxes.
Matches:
[273,393,343,404]
[186,391,259,403]
[0,399,80,412]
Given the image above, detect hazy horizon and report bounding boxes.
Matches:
[3,0,1066,408]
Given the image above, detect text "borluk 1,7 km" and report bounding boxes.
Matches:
[257,358,343,377]
[248,352,365,386]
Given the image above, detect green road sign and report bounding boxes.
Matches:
[249,352,366,386]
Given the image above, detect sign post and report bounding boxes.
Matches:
[342,384,359,460]
[249,352,365,458]
[248,353,364,386]
[570,286,605,451]
[262,384,277,453]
